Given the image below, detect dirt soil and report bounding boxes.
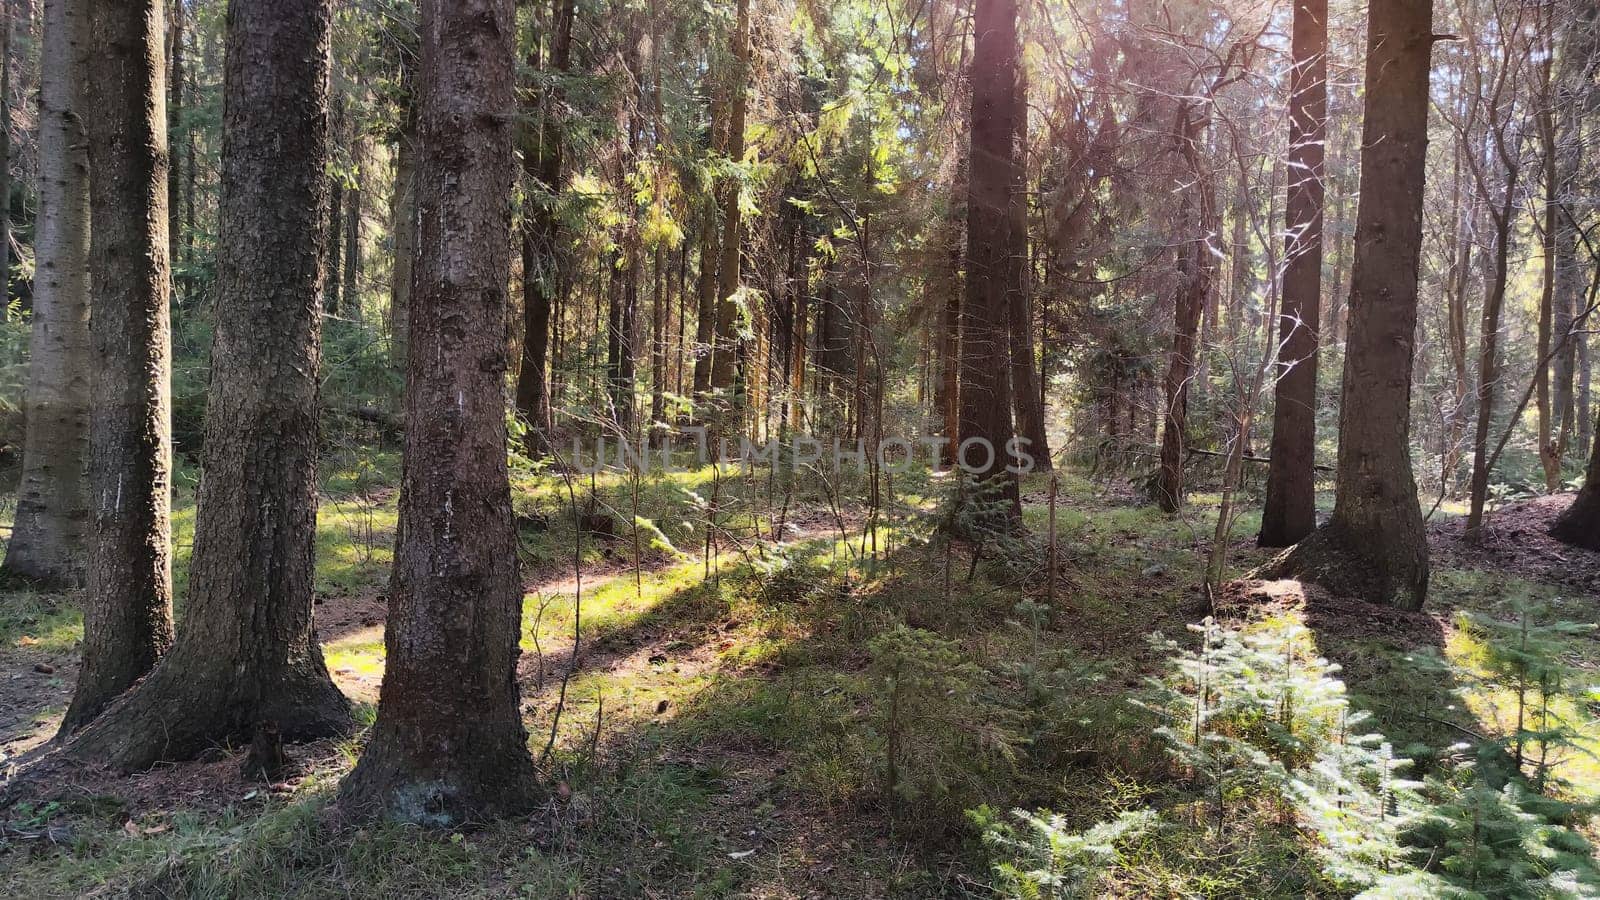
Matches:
[1429,494,1600,597]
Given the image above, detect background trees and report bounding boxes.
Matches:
[0,0,1596,849]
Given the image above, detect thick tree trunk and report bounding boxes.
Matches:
[338,0,537,824]
[65,0,351,769]
[3,0,90,587]
[61,0,176,734]
[514,0,574,454]
[1260,0,1326,547]
[959,0,1021,517]
[1551,405,1600,549]
[1006,70,1049,472]
[708,0,749,410]
[1266,0,1432,610]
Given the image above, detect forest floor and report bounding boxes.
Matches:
[0,457,1595,898]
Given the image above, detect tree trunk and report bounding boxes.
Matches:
[513,0,573,455]
[0,0,14,311]
[325,99,344,316]
[1155,106,1216,514]
[64,0,351,770]
[61,0,176,734]
[691,197,718,404]
[389,74,416,373]
[1466,157,1521,539]
[1260,0,1327,547]
[959,0,1021,517]
[1266,0,1432,610]
[2,0,90,587]
[1006,69,1050,472]
[708,0,749,411]
[1550,404,1600,549]
[166,0,184,304]
[341,143,362,322]
[338,0,537,824]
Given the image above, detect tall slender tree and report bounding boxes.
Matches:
[61,0,176,734]
[64,0,352,770]
[1551,407,1600,549]
[2,0,90,586]
[514,0,575,454]
[1266,0,1434,610]
[708,0,750,414]
[339,0,537,824]
[960,0,1021,515]
[1260,0,1327,547]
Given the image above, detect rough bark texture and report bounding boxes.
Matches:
[1260,0,1326,547]
[513,0,573,454]
[959,0,1020,515]
[64,0,351,770]
[708,0,749,407]
[3,0,91,587]
[1155,107,1215,514]
[389,75,416,371]
[60,0,176,734]
[1006,70,1049,472]
[338,0,538,825]
[1265,0,1432,610]
[1550,406,1600,549]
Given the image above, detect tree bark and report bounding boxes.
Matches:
[1155,105,1216,514]
[341,141,362,321]
[389,70,416,373]
[959,0,1021,517]
[708,0,749,412]
[338,0,537,824]
[3,0,90,587]
[65,0,351,769]
[1266,0,1433,610]
[1260,0,1326,547]
[1550,405,1600,549]
[166,0,184,304]
[513,0,573,455]
[61,0,176,734]
[1006,68,1049,472]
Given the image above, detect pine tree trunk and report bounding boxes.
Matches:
[166,0,184,304]
[3,0,90,587]
[389,76,416,373]
[959,0,1021,517]
[0,0,14,310]
[341,146,362,322]
[1155,107,1216,514]
[708,0,749,408]
[1266,0,1432,610]
[338,0,537,824]
[1551,405,1600,549]
[1466,169,1520,539]
[61,0,176,734]
[1006,69,1050,472]
[65,0,351,769]
[1260,0,1327,547]
[325,99,344,317]
[691,197,718,403]
[513,0,573,455]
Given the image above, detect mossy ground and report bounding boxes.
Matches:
[0,461,1595,898]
